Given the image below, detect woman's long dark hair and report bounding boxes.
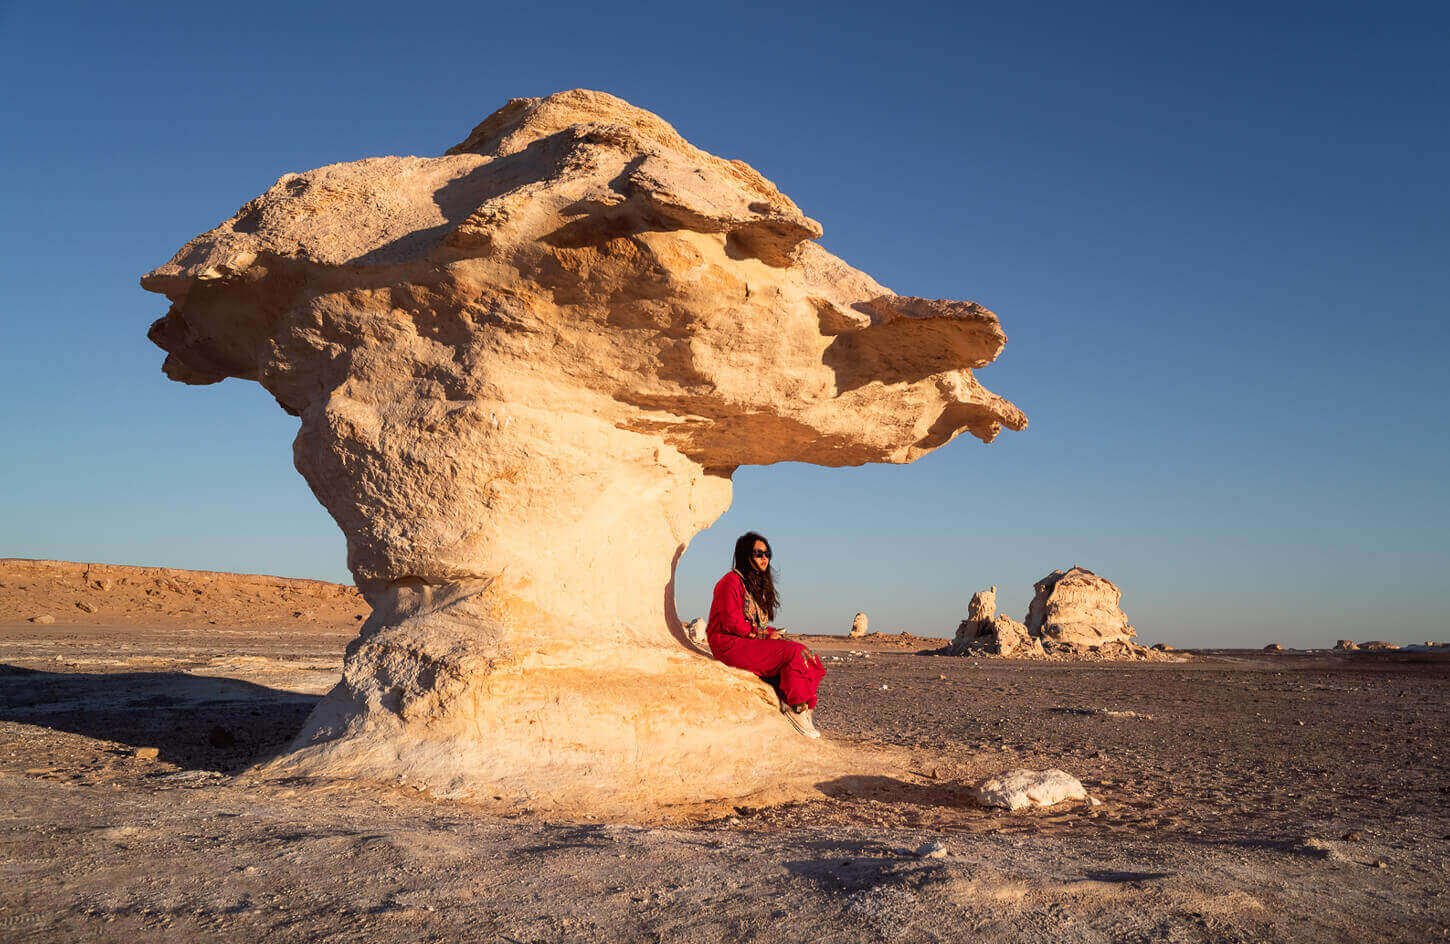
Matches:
[732,531,779,620]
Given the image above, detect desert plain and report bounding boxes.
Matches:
[1,558,1446,943]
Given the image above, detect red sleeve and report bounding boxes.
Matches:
[707,572,756,638]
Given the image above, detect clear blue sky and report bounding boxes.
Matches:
[2,1,1446,647]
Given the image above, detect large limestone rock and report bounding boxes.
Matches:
[141,90,1025,812]
[849,612,869,638]
[1025,566,1138,653]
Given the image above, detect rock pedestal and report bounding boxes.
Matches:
[142,90,1025,811]
[849,613,869,638]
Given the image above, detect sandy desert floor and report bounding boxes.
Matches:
[1,560,1447,942]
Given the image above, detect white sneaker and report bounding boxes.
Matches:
[783,705,821,739]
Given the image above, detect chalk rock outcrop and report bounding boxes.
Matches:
[953,570,1161,659]
[973,615,1041,656]
[967,586,996,623]
[1026,567,1141,654]
[140,90,1025,811]
[683,618,709,653]
[951,585,1043,656]
[950,586,995,652]
[849,613,869,638]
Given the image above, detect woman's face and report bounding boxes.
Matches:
[751,540,771,573]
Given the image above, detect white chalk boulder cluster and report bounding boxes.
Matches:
[951,567,1164,660]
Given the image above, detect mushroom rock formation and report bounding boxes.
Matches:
[849,613,869,638]
[1025,567,1138,653]
[141,90,1026,811]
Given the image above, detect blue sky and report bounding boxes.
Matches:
[2,1,1446,646]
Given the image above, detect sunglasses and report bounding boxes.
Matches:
[751,550,771,559]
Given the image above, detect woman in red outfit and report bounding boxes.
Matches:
[706,531,826,739]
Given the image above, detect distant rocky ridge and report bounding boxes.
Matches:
[0,558,367,629]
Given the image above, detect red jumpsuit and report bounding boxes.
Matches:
[706,571,826,709]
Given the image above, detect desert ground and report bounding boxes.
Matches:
[1,559,1447,942]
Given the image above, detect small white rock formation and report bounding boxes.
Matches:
[849,612,869,637]
[683,617,709,653]
[951,584,1048,656]
[141,89,1026,812]
[967,586,996,623]
[953,569,1160,659]
[953,614,1041,657]
[973,768,1087,811]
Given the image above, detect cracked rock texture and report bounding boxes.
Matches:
[141,89,1025,811]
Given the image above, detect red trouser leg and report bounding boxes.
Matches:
[707,635,827,709]
[778,644,826,709]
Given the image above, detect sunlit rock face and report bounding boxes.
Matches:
[142,90,1025,811]
[1026,567,1137,651]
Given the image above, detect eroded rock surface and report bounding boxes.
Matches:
[849,613,869,638]
[141,89,1025,811]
